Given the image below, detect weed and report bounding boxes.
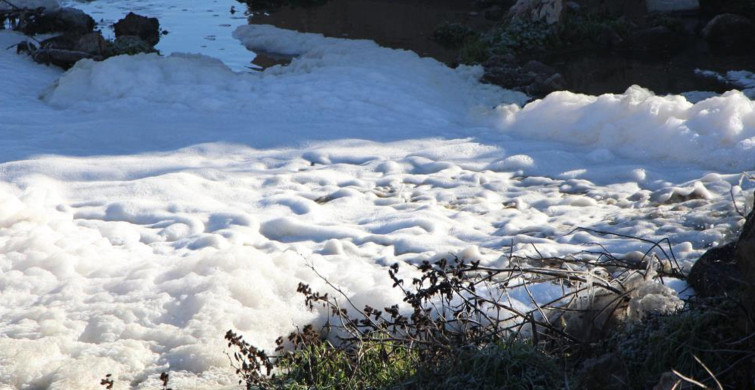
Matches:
[459,36,490,64]
[226,238,685,389]
[432,22,478,49]
[487,19,556,54]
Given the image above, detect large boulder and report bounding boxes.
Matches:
[114,12,160,46]
[508,0,563,25]
[701,13,755,53]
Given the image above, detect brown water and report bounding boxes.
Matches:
[245,0,753,95]
[247,0,493,63]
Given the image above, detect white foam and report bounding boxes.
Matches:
[497,86,755,170]
[0,19,752,389]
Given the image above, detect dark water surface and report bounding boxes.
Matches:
[247,0,753,96]
[248,0,492,64]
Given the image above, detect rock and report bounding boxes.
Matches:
[522,59,555,74]
[701,13,755,54]
[688,242,739,297]
[482,56,566,97]
[114,12,160,46]
[646,0,699,13]
[38,31,77,51]
[75,32,107,55]
[508,0,563,25]
[578,353,630,390]
[525,72,565,95]
[18,7,94,35]
[735,202,755,312]
[49,7,93,33]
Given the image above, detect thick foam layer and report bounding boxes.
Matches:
[1,22,753,389]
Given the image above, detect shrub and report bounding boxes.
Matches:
[226,243,686,389]
[432,22,478,49]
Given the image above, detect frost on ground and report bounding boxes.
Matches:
[0,23,754,389]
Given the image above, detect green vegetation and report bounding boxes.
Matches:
[459,36,490,64]
[102,252,754,390]
[487,19,556,54]
[557,12,632,47]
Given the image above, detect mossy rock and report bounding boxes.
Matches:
[105,35,157,56]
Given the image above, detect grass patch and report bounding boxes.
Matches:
[610,297,755,389]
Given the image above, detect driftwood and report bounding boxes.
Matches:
[1,3,45,31]
[30,47,103,66]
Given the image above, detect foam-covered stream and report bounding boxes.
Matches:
[1,7,754,389]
